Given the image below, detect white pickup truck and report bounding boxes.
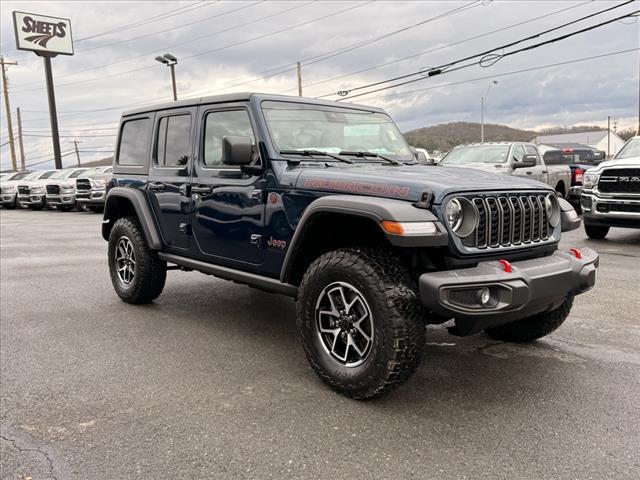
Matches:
[439,142,572,198]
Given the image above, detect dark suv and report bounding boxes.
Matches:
[103,93,598,399]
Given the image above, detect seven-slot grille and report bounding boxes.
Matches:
[18,186,30,195]
[76,179,92,191]
[461,194,552,250]
[598,168,640,194]
[46,185,60,195]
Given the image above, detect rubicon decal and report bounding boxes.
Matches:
[13,11,74,56]
[302,178,411,198]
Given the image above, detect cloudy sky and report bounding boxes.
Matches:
[1,0,638,170]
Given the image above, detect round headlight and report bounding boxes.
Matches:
[545,194,560,227]
[445,197,478,237]
[446,198,463,232]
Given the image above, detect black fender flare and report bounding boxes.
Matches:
[102,187,163,249]
[279,195,448,283]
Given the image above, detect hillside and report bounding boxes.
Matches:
[403,122,634,153]
[404,122,536,152]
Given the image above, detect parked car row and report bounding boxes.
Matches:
[0,166,112,212]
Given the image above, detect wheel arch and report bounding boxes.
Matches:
[280,195,447,285]
[102,187,163,249]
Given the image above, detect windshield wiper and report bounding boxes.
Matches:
[279,149,354,164]
[338,150,403,165]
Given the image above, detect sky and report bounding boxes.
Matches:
[0,0,639,171]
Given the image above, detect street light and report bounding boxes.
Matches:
[155,53,178,101]
[481,80,498,143]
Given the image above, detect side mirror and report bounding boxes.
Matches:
[416,151,430,164]
[513,154,536,169]
[222,136,252,166]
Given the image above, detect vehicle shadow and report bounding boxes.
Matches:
[148,275,587,412]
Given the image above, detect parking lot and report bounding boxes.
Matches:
[1,208,638,479]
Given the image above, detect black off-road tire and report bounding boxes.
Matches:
[485,296,574,343]
[296,248,425,399]
[108,216,167,304]
[585,224,609,239]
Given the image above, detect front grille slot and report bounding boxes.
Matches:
[460,192,554,252]
[598,168,640,194]
[76,179,91,191]
[18,186,30,195]
[46,185,60,195]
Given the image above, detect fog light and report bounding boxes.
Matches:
[478,287,491,306]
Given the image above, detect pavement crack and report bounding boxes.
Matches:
[0,433,58,480]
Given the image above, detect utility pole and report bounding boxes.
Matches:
[607,116,611,158]
[16,107,25,170]
[70,139,81,167]
[480,96,485,143]
[0,56,18,171]
[297,61,302,97]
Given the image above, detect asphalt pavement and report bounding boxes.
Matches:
[1,208,639,480]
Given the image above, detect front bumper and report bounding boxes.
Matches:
[76,189,106,205]
[46,192,76,206]
[17,193,46,207]
[1,193,17,205]
[419,247,598,336]
[581,193,640,228]
[568,185,582,200]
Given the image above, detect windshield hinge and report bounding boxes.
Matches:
[414,191,433,210]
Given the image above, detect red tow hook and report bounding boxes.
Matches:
[498,259,512,273]
[570,248,582,259]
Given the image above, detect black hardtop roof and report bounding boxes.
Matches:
[122,93,386,117]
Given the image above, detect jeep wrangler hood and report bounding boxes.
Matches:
[292,164,550,203]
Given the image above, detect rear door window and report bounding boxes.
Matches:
[118,118,151,166]
[155,114,192,167]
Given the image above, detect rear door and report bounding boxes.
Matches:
[189,103,266,266]
[146,108,196,251]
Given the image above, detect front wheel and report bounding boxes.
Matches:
[296,249,425,399]
[485,297,573,342]
[585,224,609,239]
[108,217,167,304]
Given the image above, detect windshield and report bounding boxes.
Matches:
[2,172,30,181]
[262,101,413,161]
[50,170,70,179]
[614,137,640,159]
[440,145,510,165]
[68,169,88,179]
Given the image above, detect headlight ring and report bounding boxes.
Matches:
[445,197,478,237]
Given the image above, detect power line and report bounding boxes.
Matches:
[360,48,640,102]
[327,3,639,100]
[169,0,484,99]
[13,0,270,87]
[75,1,210,42]
[22,134,117,138]
[275,0,594,95]
[11,1,372,94]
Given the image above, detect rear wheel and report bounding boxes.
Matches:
[296,248,425,399]
[585,224,609,239]
[108,216,167,304]
[485,297,573,342]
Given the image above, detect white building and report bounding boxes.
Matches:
[533,131,625,157]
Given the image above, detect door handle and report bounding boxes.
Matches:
[191,185,212,194]
[525,171,532,175]
[148,182,166,190]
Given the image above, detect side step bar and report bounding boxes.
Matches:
[157,252,298,297]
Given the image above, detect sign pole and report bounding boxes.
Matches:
[40,53,62,169]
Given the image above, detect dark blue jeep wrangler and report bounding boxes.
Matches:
[103,93,598,399]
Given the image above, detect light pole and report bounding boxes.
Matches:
[155,53,178,101]
[481,80,498,143]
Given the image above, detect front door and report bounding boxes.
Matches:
[190,105,266,266]
[147,108,195,250]
[511,144,545,183]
